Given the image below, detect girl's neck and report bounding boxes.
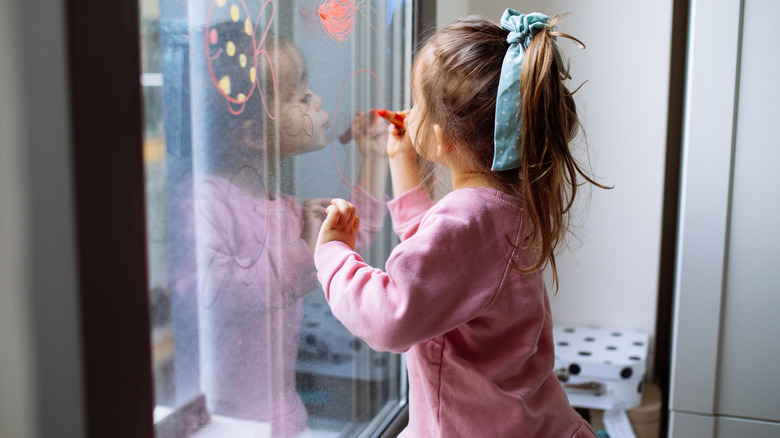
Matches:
[450,168,501,191]
[439,143,503,192]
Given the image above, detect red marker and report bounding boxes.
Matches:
[377,109,405,131]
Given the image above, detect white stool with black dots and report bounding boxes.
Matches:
[552,325,649,411]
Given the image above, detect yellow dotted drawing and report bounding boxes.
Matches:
[219,76,232,95]
[205,0,279,118]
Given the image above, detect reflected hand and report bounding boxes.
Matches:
[352,110,388,159]
[302,198,331,253]
[316,198,360,251]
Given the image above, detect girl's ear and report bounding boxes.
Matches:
[433,124,448,159]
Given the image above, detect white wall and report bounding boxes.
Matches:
[0,0,85,437]
[436,0,672,365]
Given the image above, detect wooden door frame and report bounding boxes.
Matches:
[66,0,154,436]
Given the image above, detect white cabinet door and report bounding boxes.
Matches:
[715,0,780,423]
[670,0,780,435]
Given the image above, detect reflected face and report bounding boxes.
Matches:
[277,48,330,157]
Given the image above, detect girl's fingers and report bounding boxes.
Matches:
[317,198,360,251]
[388,123,402,138]
[345,202,355,224]
[330,198,357,226]
[323,204,340,226]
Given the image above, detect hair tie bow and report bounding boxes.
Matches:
[492,10,550,171]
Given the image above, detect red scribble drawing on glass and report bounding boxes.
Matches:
[317,0,378,47]
[332,69,386,192]
[205,0,278,117]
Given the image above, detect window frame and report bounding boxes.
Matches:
[68,1,434,436]
[67,0,155,436]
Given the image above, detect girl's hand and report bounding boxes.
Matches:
[385,110,414,159]
[301,198,331,253]
[385,110,421,198]
[316,198,360,251]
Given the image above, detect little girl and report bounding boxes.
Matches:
[315,10,604,437]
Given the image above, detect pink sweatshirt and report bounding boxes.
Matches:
[315,186,596,437]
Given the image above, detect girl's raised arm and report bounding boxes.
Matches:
[386,116,421,198]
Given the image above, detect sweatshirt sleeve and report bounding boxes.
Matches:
[314,192,512,353]
[387,185,435,241]
[351,186,389,253]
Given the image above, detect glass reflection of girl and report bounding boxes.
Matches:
[194,24,387,437]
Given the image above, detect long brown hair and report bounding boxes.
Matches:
[413,14,609,289]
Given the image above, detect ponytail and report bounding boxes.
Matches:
[518,16,609,289]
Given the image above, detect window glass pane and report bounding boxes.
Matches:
[140,0,411,436]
